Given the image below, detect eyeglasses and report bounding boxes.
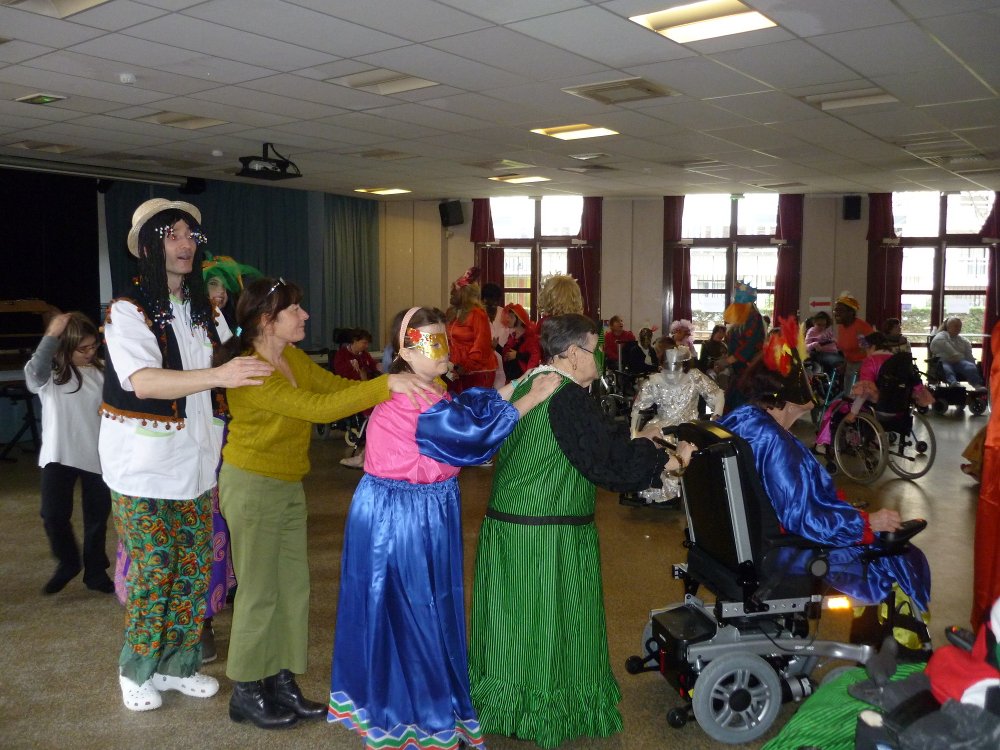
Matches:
[75,342,99,354]
[265,277,285,297]
[576,344,595,354]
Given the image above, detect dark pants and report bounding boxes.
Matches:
[40,462,111,583]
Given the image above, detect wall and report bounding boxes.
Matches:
[379,200,470,348]
[377,195,875,342]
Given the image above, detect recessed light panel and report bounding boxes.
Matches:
[531,124,618,141]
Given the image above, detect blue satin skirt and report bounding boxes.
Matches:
[329,474,483,749]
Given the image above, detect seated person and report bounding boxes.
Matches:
[623,327,660,375]
[930,317,985,388]
[630,347,724,506]
[717,318,931,645]
[806,310,844,374]
[815,333,933,450]
[698,324,731,389]
[500,303,540,383]
[881,317,911,354]
[669,318,698,358]
[603,315,635,370]
[331,328,381,381]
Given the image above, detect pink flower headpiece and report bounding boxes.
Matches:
[453,266,480,289]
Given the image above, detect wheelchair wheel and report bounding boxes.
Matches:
[691,653,782,744]
[833,412,886,485]
[931,399,948,415]
[345,416,366,449]
[886,411,935,480]
[969,393,989,416]
[599,395,619,418]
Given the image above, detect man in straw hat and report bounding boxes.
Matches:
[99,198,272,712]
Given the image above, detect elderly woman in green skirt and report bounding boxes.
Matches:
[468,313,692,747]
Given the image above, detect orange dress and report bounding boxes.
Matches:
[447,307,496,392]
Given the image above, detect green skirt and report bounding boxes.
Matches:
[468,515,622,748]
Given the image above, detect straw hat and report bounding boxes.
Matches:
[126,198,201,257]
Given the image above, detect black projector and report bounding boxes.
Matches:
[236,143,302,181]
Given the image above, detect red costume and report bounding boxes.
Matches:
[447,306,496,392]
[973,320,1000,626]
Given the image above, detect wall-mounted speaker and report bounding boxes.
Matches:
[843,195,862,221]
[439,200,464,227]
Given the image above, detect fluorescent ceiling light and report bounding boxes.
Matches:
[488,174,550,184]
[9,140,81,153]
[354,187,411,195]
[15,92,66,105]
[630,0,776,44]
[135,111,227,129]
[805,88,898,111]
[329,69,438,95]
[531,124,618,141]
[1,0,111,18]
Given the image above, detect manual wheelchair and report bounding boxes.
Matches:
[826,353,937,483]
[625,420,926,744]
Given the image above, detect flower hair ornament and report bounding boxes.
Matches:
[453,266,481,289]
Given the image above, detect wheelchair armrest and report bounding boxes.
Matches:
[876,518,927,547]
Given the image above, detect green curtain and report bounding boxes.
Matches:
[323,195,379,344]
[104,180,309,297]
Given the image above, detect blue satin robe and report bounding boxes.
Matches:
[717,405,931,610]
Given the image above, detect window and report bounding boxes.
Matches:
[894,191,993,353]
[488,196,583,318]
[686,193,778,334]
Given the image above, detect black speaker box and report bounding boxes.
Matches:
[439,200,464,227]
[843,195,862,221]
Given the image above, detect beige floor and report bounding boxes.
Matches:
[0,406,985,750]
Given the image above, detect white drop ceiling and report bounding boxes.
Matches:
[1,0,1000,199]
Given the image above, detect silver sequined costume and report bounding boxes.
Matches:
[630,369,725,503]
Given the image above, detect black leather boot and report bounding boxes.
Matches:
[264,670,327,720]
[229,680,298,729]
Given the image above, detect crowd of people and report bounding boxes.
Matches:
[20,196,994,747]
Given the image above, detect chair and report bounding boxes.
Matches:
[924,353,988,415]
[625,420,926,744]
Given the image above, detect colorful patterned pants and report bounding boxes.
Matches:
[112,490,212,684]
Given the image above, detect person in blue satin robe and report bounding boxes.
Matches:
[716,318,931,616]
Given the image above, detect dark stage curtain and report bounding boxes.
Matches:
[865,193,901,327]
[0,168,101,321]
[571,197,602,320]
[773,194,803,320]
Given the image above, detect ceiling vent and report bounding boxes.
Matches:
[134,111,227,130]
[562,78,673,105]
[328,69,438,95]
[560,164,617,174]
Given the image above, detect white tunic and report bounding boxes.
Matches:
[98,297,230,500]
[24,335,104,474]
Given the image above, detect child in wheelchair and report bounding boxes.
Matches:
[814,333,933,461]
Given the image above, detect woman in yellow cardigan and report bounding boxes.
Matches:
[219,277,436,730]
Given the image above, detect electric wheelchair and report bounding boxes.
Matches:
[625,420,926,744]
[924,353,988,416]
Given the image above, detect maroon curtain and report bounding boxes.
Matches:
[476,245,505,289]
[864,193,901,327]
[663,196,690,328]
[772,194,803,320]
[470,198,495,243]
[576,196,602,242]
[568,197,601,320]
[980,192,1000,376]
